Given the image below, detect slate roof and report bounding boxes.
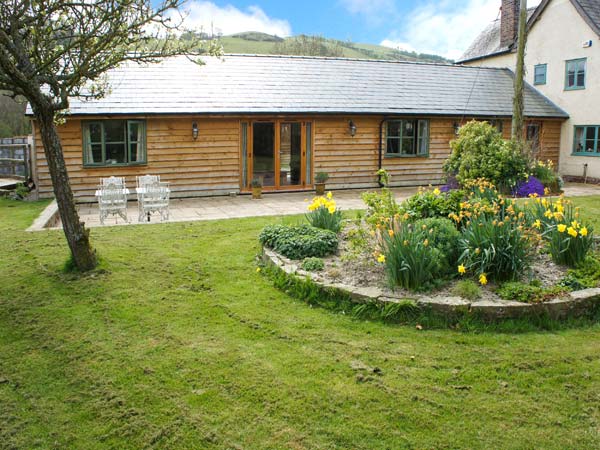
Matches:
[459,0,600,63]
[457,8,536,63]
[30,54,568,118]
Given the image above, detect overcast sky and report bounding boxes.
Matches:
[166,0,542,59]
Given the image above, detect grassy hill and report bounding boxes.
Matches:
[217,32,452,64]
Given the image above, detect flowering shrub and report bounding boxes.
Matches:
[361,189,401,227]
[306,192,343,233]
[259,224,338,260]
[514,176,545,198]
[443,120,529,192]
[528,196,594,266]
[376,218,445,290]
[399,186,464,220]
[532,160,562,193]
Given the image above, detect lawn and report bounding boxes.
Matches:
[1,197,600,449]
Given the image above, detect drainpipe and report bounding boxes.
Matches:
[583,163,588,184]
[378,117,389,187]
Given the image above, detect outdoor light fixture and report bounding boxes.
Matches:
[348,120,357,137]
[192,122,199,140]
[453,122,461,135]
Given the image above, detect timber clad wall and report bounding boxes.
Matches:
[34,115,563,200]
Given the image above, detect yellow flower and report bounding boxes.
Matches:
[571,220,580,229]
[557,224,567,233]
[377,254,386,263]
[256,267,261,272]
[328,205,336,214]
[475,247,481,255]
[544,210,553,219]
[370,230,376,237]
[580,227,588,237]
[479,273,488,286]
[326,191,333,199]
[458,264,466,275]
[567,226,578,237]
[433,187,441,196]
[403,239,409,246]
[388,229,394,237]
[533,219,542,229]
[544,187,551,195]
[528,193,539,198]
[423,239,429,247]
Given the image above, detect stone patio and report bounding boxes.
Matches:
[36,182,600,230]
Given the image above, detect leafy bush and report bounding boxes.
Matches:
[458,215,532,283]
[560,255,600,289]
[443,120,529,191]
[377,220,444,291]
[306,192,343,233]
[514,176,545,198]
[413,217,461,268]
[301,257,325,272]
[451,280,482,300]
[259,224,338,260]
[399,187,464,220]
[532,160,562,193]
[361,188,401,227]
[496,281,568,303]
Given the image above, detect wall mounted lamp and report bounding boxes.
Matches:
[348,120,357,137]
[192,122,199,140]
[453,122,461,135]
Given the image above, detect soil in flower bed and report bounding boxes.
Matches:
[306,221,572,304]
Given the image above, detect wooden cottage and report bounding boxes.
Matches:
[29,54,568,201]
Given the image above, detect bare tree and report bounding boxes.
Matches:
[512,0,528,142]
[0,0,218,270]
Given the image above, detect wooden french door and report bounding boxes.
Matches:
[245,120,311,190]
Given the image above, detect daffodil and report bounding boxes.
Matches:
[423,239,429,247]
[580,227,588,237]
[557,224,567,233]
[388,229,394,237]
[458,264,466,275]
[256,267,261,272]
[544,210,553,219]
[326,191,333,199]
[433,187,441,196]
[533,219,542,229]
[479,273,488,286]
[377,254,386,263]
[567,226,578,237]
[571,220,580,229]
[328,205,336,214]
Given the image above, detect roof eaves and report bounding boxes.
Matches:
[455,48,513,64]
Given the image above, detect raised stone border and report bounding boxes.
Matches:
[27,200,60,231]
[262,248,600,322]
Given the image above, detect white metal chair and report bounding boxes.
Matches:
[138,181,170,222]
[97,179,128,225]
[101,176,125,188]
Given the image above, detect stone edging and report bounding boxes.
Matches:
[27,200,59,231]
[262,248,600,321]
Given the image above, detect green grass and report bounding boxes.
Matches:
[1,197,600,448]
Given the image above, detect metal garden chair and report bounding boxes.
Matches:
[97,178,128,225]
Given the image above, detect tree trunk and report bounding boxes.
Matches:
[512,0,528,142]
[35,109,97,271]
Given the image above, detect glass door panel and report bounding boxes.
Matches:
[279,122,302,187]
[252,122,275,187]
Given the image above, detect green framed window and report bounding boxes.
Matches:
[83,120,146,166]
[385,119,429,157]
[534,64,547,85]
[565,58,586,90]
[573,125,600,156]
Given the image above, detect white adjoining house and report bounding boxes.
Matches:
[458,0,600,182]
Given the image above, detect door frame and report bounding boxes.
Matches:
[243,118,313,191]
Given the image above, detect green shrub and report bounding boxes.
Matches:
[451,280,482,300]
[532,160,562,192]
[413,217,461,268]
[443,120,529,192]
[458,215,531,283]
[378,221,444,291]
[399,188,464,220]
[361,188,401,227]
[305,193,343,233]
[560,255,600,289]
[301,257,325,272]
[259,224,338,260]
[496,281,568,303]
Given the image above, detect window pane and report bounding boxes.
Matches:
[105,143,127,163]
[401,138,415,155]
[574,127,585,152]
[585,127,596,151]
[130,143,140,162]
[403,120,415,137]
[418,138,428,155]
[91,144,102,163]
[129,122,140,142]
[387,138,399,154]
[104,121,125,143]
[387,121,401,137]
[89,123,102,143]
[577,71,585,87]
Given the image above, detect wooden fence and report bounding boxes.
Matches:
[0,137,31,179]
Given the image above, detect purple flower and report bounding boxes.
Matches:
[514,176,545,198]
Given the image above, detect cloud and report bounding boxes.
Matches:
[380,0,542,60]
[339,0,396,24]
[180,1,292,37]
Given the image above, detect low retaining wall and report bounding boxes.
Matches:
[262,248,600,322]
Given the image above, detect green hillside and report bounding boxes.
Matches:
[217,32,452,63]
